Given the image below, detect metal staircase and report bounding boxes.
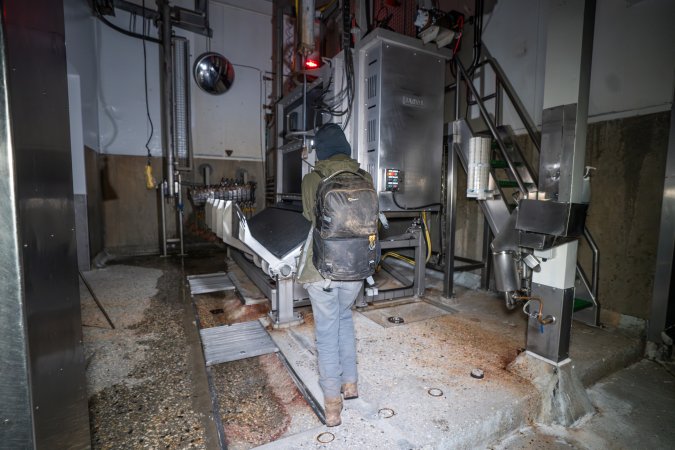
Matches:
[450,51,600,326]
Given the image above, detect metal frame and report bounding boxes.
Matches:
[0,16,33,447]
[230,250,307,327]
[1,1,90,445]
[105,0,212,37]
[368,229,426,302]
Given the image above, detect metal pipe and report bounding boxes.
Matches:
[274,2,284,105]
[177,173,185,256]
[495,81,502,127]
[302,55,307,149]
[481,217,492,290]
[299,0,315,55]
[516,296,555,325]
[456,59,528,194]
[158,0,175,196]
[160,182,168,256]
[454,59,461,120]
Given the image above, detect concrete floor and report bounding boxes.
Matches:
[80,251,674,449]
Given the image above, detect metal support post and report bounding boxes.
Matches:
[522,0,596,363]
[158,0,175,197]
[525,240,579,362]
[443,138,457,298]
[176,173,186,256]
[413,227,426,297]
[454,59,461,121]
[481,217,492,290]
[269,277,303,328]
[160,181,168,257]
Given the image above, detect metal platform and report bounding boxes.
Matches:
[199,321,278,366]
[187,272,236,295]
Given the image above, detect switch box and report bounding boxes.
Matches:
[384,168,402,192]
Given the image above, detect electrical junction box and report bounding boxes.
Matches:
[384,168,402,191]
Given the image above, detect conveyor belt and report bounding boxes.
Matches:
[247,207,311,259]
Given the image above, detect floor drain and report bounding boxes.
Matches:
[378,408,395,419]
[209,308,224,315]
[317,432,335,443]
[387,316,405,324]
[427,388,443,397]
[470,368,485,379]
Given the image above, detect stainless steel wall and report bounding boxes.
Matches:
[0,0,90,447]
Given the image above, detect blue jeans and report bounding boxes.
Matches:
[306,280,362,399]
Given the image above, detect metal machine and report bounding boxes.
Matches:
[203,30,450,326]
[354,29,449,212]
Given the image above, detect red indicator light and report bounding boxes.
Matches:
[305,59,319,69]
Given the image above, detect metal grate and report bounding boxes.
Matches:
[200,321,278,365]
[367,74,377,99]
[368,119,377,143]
[187,272,236,295]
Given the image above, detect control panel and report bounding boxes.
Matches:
[384,168,402,192]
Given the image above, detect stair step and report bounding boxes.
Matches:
[573,298,593,312]
[496,180,534,188]
[490,159,524,169]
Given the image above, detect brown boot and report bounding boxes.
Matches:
[324,397,343,427]
[341,382,358,399]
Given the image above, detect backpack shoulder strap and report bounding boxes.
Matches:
[319,169,370,184]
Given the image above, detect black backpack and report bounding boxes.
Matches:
[312,169,379,280]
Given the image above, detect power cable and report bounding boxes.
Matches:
[392,191,442,211]
[95,8,161,44]
[141,0,154,162]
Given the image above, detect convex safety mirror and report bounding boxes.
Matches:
[193,52,235,95]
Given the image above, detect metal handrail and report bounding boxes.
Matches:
[455,58,529,195]
[583,226,600,300]
[480,48,541,152]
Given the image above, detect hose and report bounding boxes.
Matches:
[381,251,415,266]
[514,296,555,325]
[392,190,442,211]
[421,211,432,264]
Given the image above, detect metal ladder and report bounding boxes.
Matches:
[449,50,600,326]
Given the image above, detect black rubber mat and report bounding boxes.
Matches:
[247,207,311,259]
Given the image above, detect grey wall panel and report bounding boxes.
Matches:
[3,0,90,447]
[0,13,34,449]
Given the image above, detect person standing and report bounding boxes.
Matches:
[297,123,377,427]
